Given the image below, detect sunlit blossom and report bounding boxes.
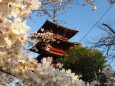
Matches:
[26,0,41,10]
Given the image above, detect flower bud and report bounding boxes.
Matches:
[92,5,97,11]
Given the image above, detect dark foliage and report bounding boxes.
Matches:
[60,45,106,82]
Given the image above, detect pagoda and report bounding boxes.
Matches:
[30,20,78,62]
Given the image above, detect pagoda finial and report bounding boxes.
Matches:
[53,8,57,24]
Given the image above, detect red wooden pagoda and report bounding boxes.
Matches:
[30,20,78,62]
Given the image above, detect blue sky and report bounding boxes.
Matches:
[26,0,115,69]
[27,0,115,44]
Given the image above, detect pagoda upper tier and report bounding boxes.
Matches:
[37,20,78,40]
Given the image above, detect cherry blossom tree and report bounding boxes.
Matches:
[0,0,81,86]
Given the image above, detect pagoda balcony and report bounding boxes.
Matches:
[45,47,67,56]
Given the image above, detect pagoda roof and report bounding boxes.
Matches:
[37,20,78,39]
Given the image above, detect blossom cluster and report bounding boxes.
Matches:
[0,71,15,85]
[31,30,56,43]
[31,29,68,44]
[103,67,115,79]
[0,51,80,86]
[0,0,41,49]
[0,51,100,86]
[85,0,97,11]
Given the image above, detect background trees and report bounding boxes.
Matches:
[60,44,106,82]
[94,23,115,59]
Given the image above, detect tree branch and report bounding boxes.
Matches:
[102,23,115,35]
[0,67,15,77]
